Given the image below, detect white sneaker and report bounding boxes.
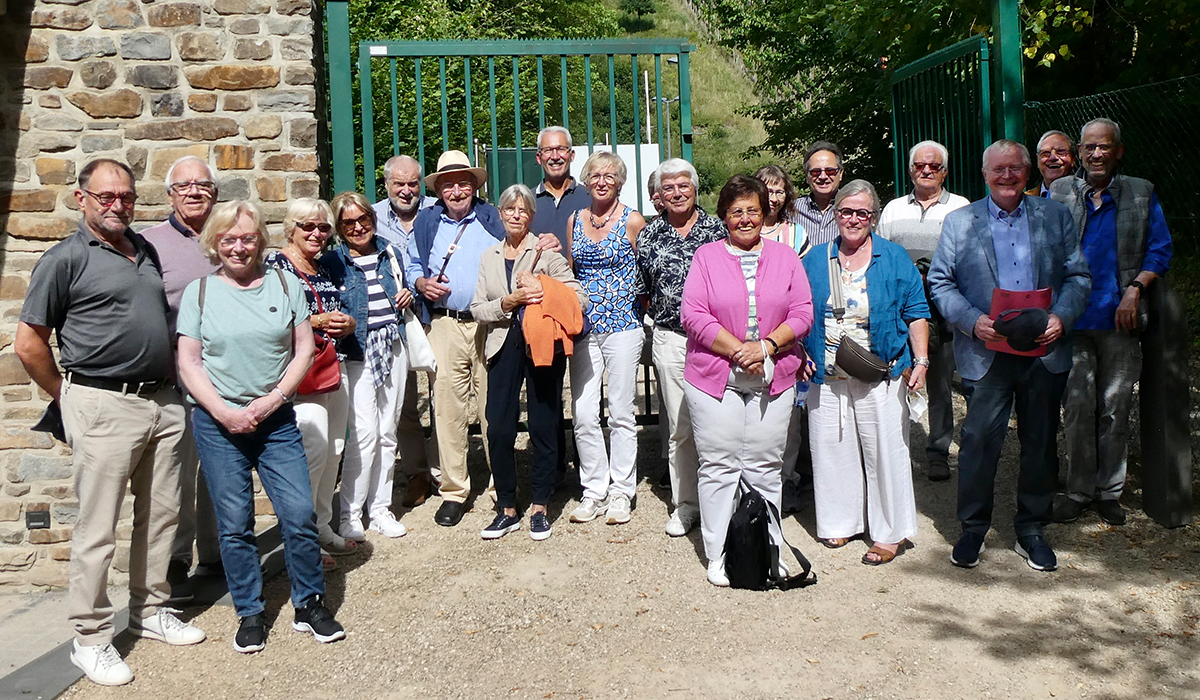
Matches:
[605,495,632,524]
[130,609,206,646]
[569,496,608,523]
[70,639,133,686]
[706,561,730,587]
[665,507,698,537]
[338,518,367,543]
[368,510,408,538]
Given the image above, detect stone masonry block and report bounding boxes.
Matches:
[216,176,250,201]
[0,528,24,546]
[120,32,172,61]
[177,32,225,62]
[214,0,270,14]
[151,92,185,117]
[79,61,118,90]
[255,176,285,201]
[0,428,54,450]
[39,95,62,108]
[229,18,259,34]
[36,158,75,185]
[148,145,209,180]
[6,485,32,497]
[279,36,312,61]
[265,16,311,35]
[244,114,281,139]
[0,501,20,522]
[5,215,76,241]
[17,453,73,482]
[96,0,145,29]
[125,117,238,142]
[26,35,50,63]
[261,152,317,172]
[276,0,313,15]
[50,545,72,561]
[0,352,29,384]
[187,93,217,112]
[184,64,278,90]
[31,7,93,30]
[222,93,252,111]
[66,89,143,118]
[214,144,254,170]
[283,65,315,85]
[40,484,73,499]
[3,189,58,212]
[28,561,69,588]
[127,64,179,89]
[0,548,36,572]
[29,528,72,545]
[234,38,272,60]
[290,177,319,199]
[56,35,117,62]
[0,275,28,300]
[33,115,83,132]
[51,501,79,525]
[147,2,201,27]
[23,67,73,90]
[257,90,314,112]
[289,117,317,148]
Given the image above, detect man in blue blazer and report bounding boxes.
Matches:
[928,139,1091,572]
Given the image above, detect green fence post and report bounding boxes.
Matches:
[513,56,523,183]
[326,0,354,194]
[992,0,1024,141]
[389,58,399,158]
[414,57,425,178]
[464,57,474,166]
[439,57,449,152]
[358,44,377,200]
[677,46,694,163]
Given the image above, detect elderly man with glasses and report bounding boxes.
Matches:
[139,156,223,600]
[1027,130,1077,197]
[878,140,970,482]
[531,126,592,252]
[793,140,845,248]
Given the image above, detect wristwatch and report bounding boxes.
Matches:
[1128,280,1145,293]
[913,356,930,367]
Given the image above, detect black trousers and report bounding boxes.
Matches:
[957,353,1068,537]
[485,325,566,510]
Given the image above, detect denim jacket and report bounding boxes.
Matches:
[801,234,929,384]
[320,238,407,362]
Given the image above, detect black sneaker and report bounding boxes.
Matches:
[292,597,346,643]
[950,531,986,568]
[480,513,521,539]
[1015,534,1058,572]
[233,614,267,653]
[1095,499,1126,526]
[529,512,552,541]
[927,457,951,482]
[1052,495,1086,523]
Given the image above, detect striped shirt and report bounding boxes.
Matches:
[353,253,395,330]
[793,195,840,248]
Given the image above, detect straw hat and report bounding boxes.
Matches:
[424,150,488,191]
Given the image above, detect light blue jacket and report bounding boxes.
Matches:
[927,195,1092,381]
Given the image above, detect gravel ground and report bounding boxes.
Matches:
[61,386,1200,700]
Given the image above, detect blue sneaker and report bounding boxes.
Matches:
[950,531,986,568]
[529,512,552,541]
[1015,534,1057,571]
[481,513,521,540]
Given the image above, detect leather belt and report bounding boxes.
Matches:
[67,372,171,397]
[433,308,474,322]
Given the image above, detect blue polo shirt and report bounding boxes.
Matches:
[531,178,591,250]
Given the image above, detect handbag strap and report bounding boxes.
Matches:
[292,264,325,314]
[826,247,846,323]
[736,477,818,590]
[434,220,471,281]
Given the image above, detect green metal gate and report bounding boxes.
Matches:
[889,35,994,201]
[324,3,694,205]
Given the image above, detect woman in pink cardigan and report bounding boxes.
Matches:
[681,175,814,587]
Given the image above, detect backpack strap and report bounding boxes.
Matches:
[198,276,207,332]
[738,476,817,590]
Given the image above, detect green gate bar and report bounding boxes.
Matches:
[439,58,449,152]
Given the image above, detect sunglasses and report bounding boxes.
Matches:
[339,213,372,230]
[808,167,841,179]
[296,221,333,234]
[912,162,944,173]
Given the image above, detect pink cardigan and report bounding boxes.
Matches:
[681,239,814,398]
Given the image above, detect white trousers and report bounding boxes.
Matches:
[685,382,793,564]
[808,378,917,544]
[294,377,350,541]
[340,340,409,525]
[651,328,699,512]
[570,329,642,501]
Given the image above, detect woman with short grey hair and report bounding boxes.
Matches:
[564,151,646,526]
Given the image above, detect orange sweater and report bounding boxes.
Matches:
[522,275,583,367]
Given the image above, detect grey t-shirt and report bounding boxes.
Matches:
[20,223,174,382]
[176,270,310,407]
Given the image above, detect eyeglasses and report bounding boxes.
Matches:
[1038,148,1072,159]
[589,173,618,185]
[766,188,787,197]
[659,183,693,195]
[726,207,763,219]
[83,189,137,208]
[439,180,475,194]
[836,207,874,221]
[912,162,944,173]
[217,235,259,249]
[537,146,571,156]
[295,221,333,234]
[339,213,372,230]
[808,167,841,179]
[169,180,216,195]
[986,165,1028,176]
[1080,143,1115,155]
[500,206,531,217]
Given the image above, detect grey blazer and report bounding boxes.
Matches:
[469,234,587,362]
[927,195,1091,381]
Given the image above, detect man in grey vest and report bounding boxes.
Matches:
[1049,118,1173,526]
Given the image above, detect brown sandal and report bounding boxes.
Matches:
[820,537,853,549]
[862,540,910,566]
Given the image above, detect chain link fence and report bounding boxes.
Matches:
[1025,74,1200,255]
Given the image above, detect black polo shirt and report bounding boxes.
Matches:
[21,223,173,382]
[530,178,592,250]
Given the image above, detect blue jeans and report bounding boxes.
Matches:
[191,404,324,617]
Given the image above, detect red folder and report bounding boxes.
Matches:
[986,287,1052,357]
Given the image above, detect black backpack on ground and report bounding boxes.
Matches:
[724,478,817,591]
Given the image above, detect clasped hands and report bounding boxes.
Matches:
[731,340,769,375]
[502,270,544,312]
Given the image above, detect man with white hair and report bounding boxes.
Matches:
[1027,130,1077,197]
[372,154,439,508]
[878,140,969,481]
[139,156,221,599]
[531,126,591,251]
[634,158,729,537]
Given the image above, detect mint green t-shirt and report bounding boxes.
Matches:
[177,270,310,407]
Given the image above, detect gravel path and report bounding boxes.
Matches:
[61,391,1200,700]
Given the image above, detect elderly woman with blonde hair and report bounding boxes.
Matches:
[178,200,344,652]
[265,198,357,568]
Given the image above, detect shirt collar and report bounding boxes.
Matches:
[905,189,951,206]
[987,196,1025,222]
[167,212,197,237]
[535,177,578,197]
[439,209,478,226]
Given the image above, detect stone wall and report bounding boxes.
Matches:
[0,0,323,589]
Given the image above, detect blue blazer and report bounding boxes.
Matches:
[320,238,407,362]
[406,197,507,323]
[927,195,1091,381]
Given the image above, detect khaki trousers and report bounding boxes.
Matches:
[60,380,186,645]
[427,315,490,503]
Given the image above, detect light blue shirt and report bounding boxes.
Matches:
[410,210,494,312]
[372,196,436,256]
[987,196,1035,291]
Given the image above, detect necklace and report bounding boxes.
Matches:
[589,201,620,230]
[282,246,316,276]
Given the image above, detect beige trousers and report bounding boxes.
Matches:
[396,370,440,484]
[60,380,186,645]
[427,315,490,503]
